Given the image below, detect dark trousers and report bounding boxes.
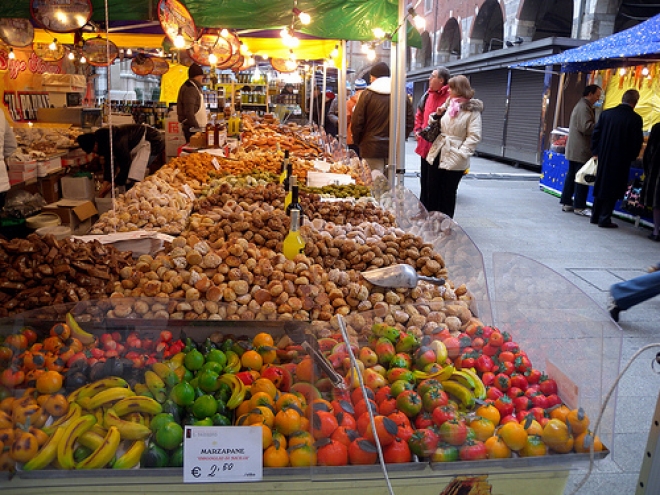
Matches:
[591,196,617,226]
[348,144,360,157]
[427,160,464,218]
[560,160,589,209]
[420,156,430,209]
[611,270,660,311]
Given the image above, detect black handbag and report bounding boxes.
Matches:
[621,176,649,216]
[418,117,441,143]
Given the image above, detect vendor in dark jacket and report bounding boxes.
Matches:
[351,62,413,177]
[77,124,165,197]
[176,63,207,142]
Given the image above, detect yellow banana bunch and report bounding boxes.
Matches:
[113,396,163,417]
[78,387,136,411]
[57,414,97,469]
[104,408,152,440]
[224,351,241,374]
[78,429,106,451]
[219,373,246,409]
[413,364,455,382]
[77,426,121,469]
[22,426,66,471]
[68,377,129,403]
[112,440,146,469]
[442,380,476,410]
[454,369,486,400]
[133,383,151,397]
[42,402,82,436]
[151,362,180,387]
[144,370,167,403]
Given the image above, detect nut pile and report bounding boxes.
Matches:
[0,234,133,318]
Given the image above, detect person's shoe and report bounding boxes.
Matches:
[607,297,621,323]
[574,208,592,217]
[599,222,618,228]
[648,264,660,273]
[648,233,660,242]
[561,205,574,212]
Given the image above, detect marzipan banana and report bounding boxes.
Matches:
[22,426,66,471]
[219,373,246,409]
[113,396,163,417]
[451,370,476,390]
[77,426,121,469]
[57,414,97,469]
[224,350,241,374]
[442,380,476,410]
[413,364,455,382]
[104,408,152,440]
[78,430,106,451]
[144,371,167,403]
[79,387,136,410]
[68,377,129,403]
[459,368,486,400]
[151,363,180,387]
[112,439,146,469]
[66,312,95,346]
[169,352,186,368]
[42,402,82,436]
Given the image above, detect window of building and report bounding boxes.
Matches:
[424,0,432,15]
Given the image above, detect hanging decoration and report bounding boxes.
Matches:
[82,36,118,67]
[189,28,232,67]
[32,41,65,62]
[131,53,154,76]
[150,57,170,76]
[30,0,93,33]
[0,18,34,47]
[158,0,197,50]
[270,57,297,73]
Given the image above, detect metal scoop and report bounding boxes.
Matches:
[361,264,446,289]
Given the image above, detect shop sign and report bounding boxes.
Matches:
[0,47,63,80]
[183,426,262,483]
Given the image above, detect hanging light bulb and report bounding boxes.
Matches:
[289,49,296,61]
[326,58,335,68]
[220,28,229,38]
[642,67,650,76]
[68,51,75,60]
[330,45,339,59]
[283,34,299,48]
[619,67,626,76]
[239,42,249,56]
[174,27,185,49]
[292,8,311,25]
[126,48,133,56]
[49,39,58,51]
[8,48,15,60]
[366,44,376,61]
[373,28,386,39]
[408,8,426,30]
[361,43,369,54]
[208,52,218,65]
[80,55,87,64]
[280,27,291,39]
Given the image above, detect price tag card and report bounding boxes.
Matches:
[183,184,196,201]
[184,426,262,483]
[212,157,221,170]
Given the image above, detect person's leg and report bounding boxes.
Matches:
[426,158,442,212]
[598,197,617,227]
[610,270,660,312]
[560,160,580,208]
[590,197,601,224]
[573,182,589,211]
[420,156,429,208]
[653,207,660,236]
[437,169,464,218]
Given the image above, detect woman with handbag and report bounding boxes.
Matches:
[641,122,660,241]
[425,76,483,217]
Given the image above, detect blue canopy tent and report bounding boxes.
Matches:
[513,13,660,72]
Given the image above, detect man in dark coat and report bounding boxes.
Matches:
[176,63,206,142]
[351,62,414,177]
[77,124,165,197]
[590,89,644,228]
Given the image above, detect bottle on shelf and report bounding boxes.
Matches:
[282,161,293,191]
[279,150,290,184]
[284,175,296,211]
[285,180,304,219]
[282,209,306,261]
[207,116,215,148]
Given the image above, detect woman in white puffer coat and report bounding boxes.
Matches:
[426,75,483,217]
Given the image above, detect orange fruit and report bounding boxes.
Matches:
[0,411,11,429]
[484,435,511,459]
[263,443,289,467]
[250,391,275,410]
[44,394,69,417]
[271,430,288,450]
[252,333,275,349]
[295,357,316,383]
[542,418,574,453]
[469,417,496,442]
[276,393,303,413]
[253,423,273,450]
[316,438,349,466]
[520,418,543,437]
[246,406,275,429]
[251,378,279,400]
[235,398,252,419]
[0,397,14,415]
[364,415,397,446]
[241,350,263,372]
[475,404,500,427]
[307,398,334,417]
[312,410,339,440]
[566,407,590,436]
[519,434,548,457]
[35,370,63,395]
[299,414,310,433]
[275,407,302,436]
[10,431,39,463]
[549,404,571,423]
[289,430,315,449]
[498,421,528,451]
[348,437,379,465]
[574,430,603,453]
[288,444,317,467]
[28,427,48,447]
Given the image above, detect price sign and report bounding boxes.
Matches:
[183,426,262,483]
[182,184,196,201]
[212,157,220,170]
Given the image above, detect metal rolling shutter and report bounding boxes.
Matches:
[504,70,545,165]
[469,70,508,159]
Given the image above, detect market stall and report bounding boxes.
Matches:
[515,14,660,225]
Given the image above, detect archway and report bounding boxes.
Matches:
[438,17,461,62]
[471,0,505,54]
[518,0,573,40]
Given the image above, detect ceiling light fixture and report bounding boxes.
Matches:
[208,53,218,65]
[49,38,58,51]
[174,27,185,49]
[8,48,15,60]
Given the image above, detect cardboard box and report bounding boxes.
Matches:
[37,156,63,177]
[38,172,63,203]
[61,176,95,200]
[166,136,186,158]
[43,199,98,235]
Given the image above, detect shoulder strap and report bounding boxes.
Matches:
[418,91,429,113]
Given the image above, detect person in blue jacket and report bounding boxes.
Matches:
[608,264,660,322]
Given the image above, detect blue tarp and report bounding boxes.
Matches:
[513,14,660,72]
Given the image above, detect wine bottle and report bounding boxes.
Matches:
[279,150,290,184]
[286,182,304,219]
[284,175,296,211]
[283,209,306,261]
[206,117,215,148]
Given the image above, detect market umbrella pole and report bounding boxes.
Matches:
[337,40,347,149]
[389,0,407,189]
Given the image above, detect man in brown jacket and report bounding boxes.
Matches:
[176,63,207,142]
[351,62,413,177]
